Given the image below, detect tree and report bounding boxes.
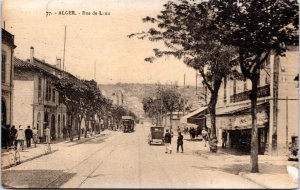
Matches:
[111,105,127,129]
[160,88,182,129]
[209,0,298,172]
[54,76,86,142]
[129,0,238,152]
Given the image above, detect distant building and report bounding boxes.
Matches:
[126,96,144,117]
[111,90,125,106]
[13,47,77,141]
[1,28,16,126]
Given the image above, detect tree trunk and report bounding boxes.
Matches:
[208,91,218,153]
[250,76,259,173]
[78,116,83,140]
[84,116,89,138]
[70,114,74,142]
[170,111,173,130]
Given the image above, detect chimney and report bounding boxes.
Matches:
[56,57,61,69]
[30,46,34,63]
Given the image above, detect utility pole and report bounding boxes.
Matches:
[94,61,96,81]
[62,26,67,76]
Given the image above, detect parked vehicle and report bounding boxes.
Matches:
[122,116,135,133]
[148,126,164,145]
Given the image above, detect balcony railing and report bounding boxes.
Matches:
[230,85,270,103]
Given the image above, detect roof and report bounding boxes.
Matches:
[14,57,78,80]
[180,106,208,124]
[14,57,36,69]
[33,58,77,79]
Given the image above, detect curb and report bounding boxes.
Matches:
[2,149,59,170]
[238,172,269,189]
[67,134,105,147]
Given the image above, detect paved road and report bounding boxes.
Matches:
[2,123,262,188]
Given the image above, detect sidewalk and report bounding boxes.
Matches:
[1,130,112,170]
[182,134,299,189]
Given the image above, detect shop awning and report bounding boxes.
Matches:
[216,102,268,116]
[206,102,269,130]
[180,106,207,124]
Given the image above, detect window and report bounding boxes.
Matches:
[45,80,51,101]
[38,77,42,98]
[233,79,237,95]
[52,88,56,102]
[2,53,6,83]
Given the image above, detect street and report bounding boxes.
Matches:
[2,122,263,189]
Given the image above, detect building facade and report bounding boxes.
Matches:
[209,46,299,155]
[1,29,16,126]
[13,47,71,142]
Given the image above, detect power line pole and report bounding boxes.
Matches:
[94,61,96,81]
[62,26,67,76]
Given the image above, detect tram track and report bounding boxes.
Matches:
[76,134,129,188]
[42,132,122,188]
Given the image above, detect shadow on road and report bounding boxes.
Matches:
[192,162,290,176]
[2,169,76,188]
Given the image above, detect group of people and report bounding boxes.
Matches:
[164,129,184,154]
[1,124,40,151]
[163,126,228,153]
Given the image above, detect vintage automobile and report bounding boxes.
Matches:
[148,126,165,145]
[122,116,135,133]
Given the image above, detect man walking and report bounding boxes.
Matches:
[164,129,172,154]
[63,127,67,140]
[16,125,25,150]
[202,127,208,147]
[45,127,50,143]
[177,132,184,153]
[10,125,17,147]
[25,126,33,147]
[32,127,38,147]
[222,130,228,148]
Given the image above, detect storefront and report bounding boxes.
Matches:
[214,102,269,154]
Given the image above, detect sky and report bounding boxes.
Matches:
[3,0,199,86]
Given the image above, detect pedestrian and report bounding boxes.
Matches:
[10,125,17,147]
[32,127,38,147]
[25,125,33,147]
[177,132,184,153]
[45,127,50,143]
[6,125,12,148]
[68,125,72,138]
[1,124,8,150]
[222,130,228,148]
[191,128,196,140]
[164,129,172,154]
[16,125,25,150]
[196,126,201,139]
[63,127,67,140]
[201,127,208,147]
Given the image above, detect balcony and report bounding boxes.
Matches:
[230,85,270,103]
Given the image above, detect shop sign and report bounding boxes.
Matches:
[233,111,268,128]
